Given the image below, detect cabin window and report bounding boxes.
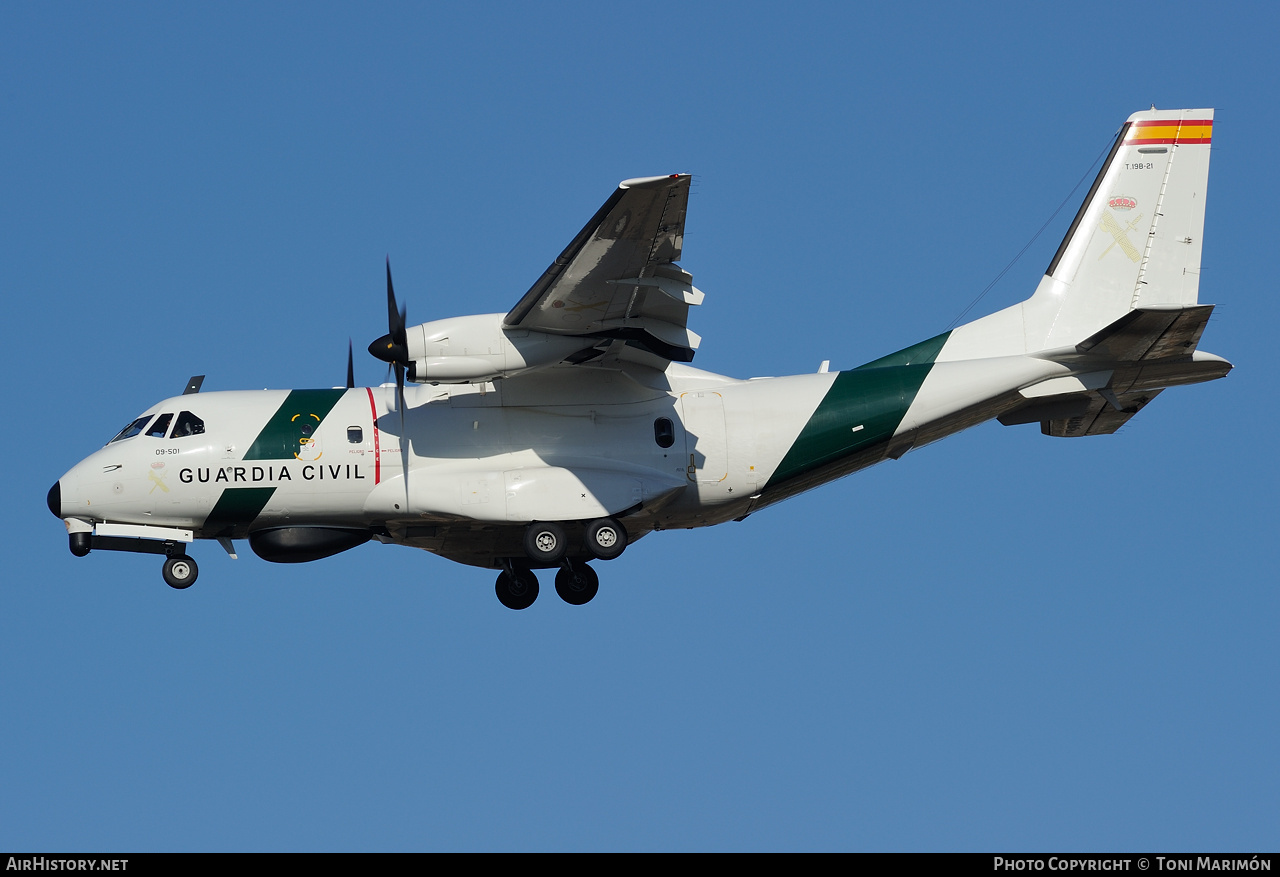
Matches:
[146,413,173,438]
[654,417,675,448]
[347,426,363,443]
[172,411,205,438]
[108,416,152,444]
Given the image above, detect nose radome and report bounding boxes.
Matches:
[47,481,61,518]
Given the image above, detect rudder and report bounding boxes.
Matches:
[1029,108,1214,349]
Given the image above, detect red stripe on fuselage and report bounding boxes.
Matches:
[365,387,381,485]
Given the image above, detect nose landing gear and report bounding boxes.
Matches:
[62,525,201,590]
[162,555,199,589]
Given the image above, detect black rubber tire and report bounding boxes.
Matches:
[162,555,198,590]
[555,562,599,605]
[523,522,567,565]
[584,517,627,561]
[495,568,539,610]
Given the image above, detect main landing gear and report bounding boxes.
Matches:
[495,565,539,610]
[554,560,599,605]
[497,517,627,609]
[494,560,599,610]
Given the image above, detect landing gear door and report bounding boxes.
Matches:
[679,391,728,484]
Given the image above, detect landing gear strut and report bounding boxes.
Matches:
[499,517,626,608]
[495,565,539,610]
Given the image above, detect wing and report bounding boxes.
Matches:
[504,174,703,363]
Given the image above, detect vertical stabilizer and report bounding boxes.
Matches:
[1032,108,1214,348]
[940,109,1214,361]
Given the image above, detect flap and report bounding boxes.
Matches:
[504,174,700,362]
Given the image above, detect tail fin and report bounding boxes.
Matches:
[955,109,1230,436]
[1030,108,1213,348]
[942,109,1215,360]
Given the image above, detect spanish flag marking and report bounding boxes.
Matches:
[1124,119,1213,145]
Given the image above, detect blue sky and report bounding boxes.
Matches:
[3,1,1277,851]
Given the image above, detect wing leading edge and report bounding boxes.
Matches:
[504,174,703,363]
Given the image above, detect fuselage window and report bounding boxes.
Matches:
[146,413,174,438]
[172,411,205,438]
[348,426,363,443]
[108,416,153,444]
[654,417,675,448]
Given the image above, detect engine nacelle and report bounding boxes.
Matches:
[403,314,593,383]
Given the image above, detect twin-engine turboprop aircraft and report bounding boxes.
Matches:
[48,108,1231,609]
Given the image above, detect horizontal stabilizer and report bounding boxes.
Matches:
[1003,304,1230,437]
[1074,304,1215,361]
[1041,389,1163,437]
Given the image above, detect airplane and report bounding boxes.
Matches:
[47,108,1230,609]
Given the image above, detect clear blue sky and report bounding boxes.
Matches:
[3,1,1276,852]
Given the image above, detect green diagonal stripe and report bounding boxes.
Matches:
[245,389,347,460]
[201,487,276,538]
[766,331,950,487]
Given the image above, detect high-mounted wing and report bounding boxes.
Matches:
[504,174,703,363]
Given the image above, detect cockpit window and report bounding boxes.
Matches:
[172,411,205,438]
[146,413,173,438]
[108,416,153,444]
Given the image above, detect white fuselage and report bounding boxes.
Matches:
[55,351,1083,568]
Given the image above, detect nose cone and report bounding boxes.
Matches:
[47,480,61,518]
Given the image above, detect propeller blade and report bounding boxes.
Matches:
[369,257,410,365]
[346,339,355,389]
[368,257,413,509]
[387,257,407,345]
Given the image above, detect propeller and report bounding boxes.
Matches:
[367,257,412,507]
[369,257,410,411]
[346,339,355,390]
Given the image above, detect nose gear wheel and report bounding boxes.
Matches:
[162,555,198,589]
